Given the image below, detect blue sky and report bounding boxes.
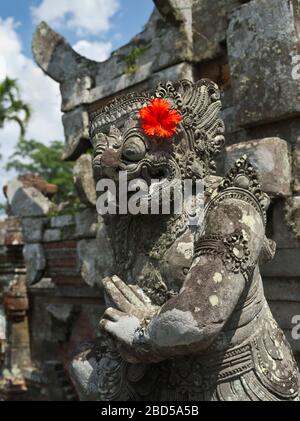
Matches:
[0,0,154,58]
[0,0,154,207]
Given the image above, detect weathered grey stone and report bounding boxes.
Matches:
[75,208,98,239]
[0,221,6,246]
[261,249,300,278]
[50,214,74,228]
[268,301,300,330]
[69,340,103,401]
[5,179,23,204]
[264,278,300,302]
[8,184,56,217]
[60,76,93,112]
[225,138,291,197]
[62,107,90,160]
[43,229,62,242]
[33,11,191,113]
[73,154,96,207]
[284,329,300,354]
[46,304,74,323]
[77,219,113,287]
[21,217,48,243]
[150,62,193,86]
[32,9,195,160]
[154,0,193,44]
[154,0,191,25]
[192,0,241,62]
[89,62,194,110]
[293,142,300,192]
[285,195,300,238]
[227,0,300,127]
[271,200,300,249]
[32,21,96,83]
[23,244,46,285]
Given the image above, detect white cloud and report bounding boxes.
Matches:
[0,17,63,202]
[73,40,112,61]
[31,0,120,36]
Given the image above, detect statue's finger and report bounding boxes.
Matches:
[103,307,125,322]
[104,280,133,313]
[129,284,152,305]
[111,275,144,307]
[99,319,123,343]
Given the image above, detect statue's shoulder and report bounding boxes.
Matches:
[204,154,270,226]
[201,155,276,265]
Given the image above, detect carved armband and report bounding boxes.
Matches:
[194,231,254,280]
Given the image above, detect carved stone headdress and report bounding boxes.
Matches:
[90,79,225,175]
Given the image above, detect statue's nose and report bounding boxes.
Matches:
[100,149,120,169]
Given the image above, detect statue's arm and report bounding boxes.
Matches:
[145,193,265,357]
[100,190,266,362]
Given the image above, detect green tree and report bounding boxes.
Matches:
[0,77,31,137]
[6,138,74,203]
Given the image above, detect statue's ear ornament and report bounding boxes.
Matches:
[139,98,182,142]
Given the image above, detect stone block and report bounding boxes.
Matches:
[270,200,300,249]
[192,0,241,62]
[32,21,95,83]
[261,249,300,278]
[46,303,74,323]
[268,301,300,330]
[285,196,300,238]
[73,154,96,207]
[75,208,98,239]
[43,229,62,242]
[8,184,56,217]
[264,278,300,302]
[0,221,6,246]
[60,75,93,112]
[5,179,23,203]
[227,0,300,127]
[77,219,113,287]
[50,214,74,228]
[21,217,48,243]
[284,329,300,354]
[293,142,300,192]
[225,137,291,197]
[62,107,90,160]
[150,62,193,86]
[23,244,46,285]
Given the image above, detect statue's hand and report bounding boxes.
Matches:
[99,307,141,349]
[101,275,159,320]
[99,276,159,359]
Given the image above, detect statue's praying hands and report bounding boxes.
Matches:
[100,276,159,360]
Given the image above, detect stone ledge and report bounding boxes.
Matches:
[225,137,291,197]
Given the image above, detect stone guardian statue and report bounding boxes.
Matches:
[70,79,300,401]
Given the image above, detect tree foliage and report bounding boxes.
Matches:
[6,138,74,202]
[0,77,31,137]
[0,78,74,204]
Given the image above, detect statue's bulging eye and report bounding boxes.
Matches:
[122,137,146,162]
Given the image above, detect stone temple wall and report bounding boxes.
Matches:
[0,0,300,399]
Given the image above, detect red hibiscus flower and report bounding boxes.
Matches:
[139,98,182,139]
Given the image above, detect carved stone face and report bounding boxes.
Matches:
[93,110,192,186]
[90,80,225,212]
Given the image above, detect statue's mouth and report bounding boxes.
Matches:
[140,164,169,186]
